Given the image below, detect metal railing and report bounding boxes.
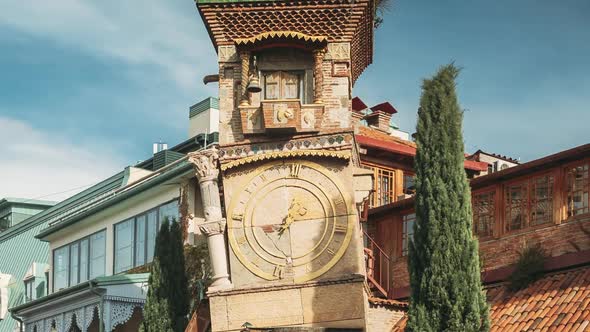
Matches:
[364,231,391,298]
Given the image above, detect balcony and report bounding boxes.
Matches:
[239,100,324,135]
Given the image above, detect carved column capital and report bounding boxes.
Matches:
[197,218,227,236]
[188,147,220,182]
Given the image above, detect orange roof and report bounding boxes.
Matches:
[389,265,590,332]
[355,126,488,172]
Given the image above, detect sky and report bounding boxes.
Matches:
[0,0,588,201]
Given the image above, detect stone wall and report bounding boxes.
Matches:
[208,279,366,331]
[366,303,405,332]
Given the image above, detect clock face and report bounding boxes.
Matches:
[227,160,353,282]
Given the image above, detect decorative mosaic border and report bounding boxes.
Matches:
[218,133,354,171]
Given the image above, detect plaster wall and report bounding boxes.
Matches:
[190,108,220,138]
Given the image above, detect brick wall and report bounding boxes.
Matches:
[216,43,353,145]
[388,217,590,293]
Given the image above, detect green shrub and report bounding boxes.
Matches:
[508,244,546,292]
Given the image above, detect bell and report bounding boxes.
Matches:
[247,76,262,93]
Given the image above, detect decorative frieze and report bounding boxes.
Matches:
[219,132,354,162]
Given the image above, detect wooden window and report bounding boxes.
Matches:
[565,163,589,218]
[263,71,302,100]
[473,191,495,237]
[365,165,396,207]
[530,175,554,226]
[505,182,528,232]
[401,213,415,256]
[504,174,555,232]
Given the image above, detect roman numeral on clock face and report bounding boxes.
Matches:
[289,164,301,178]
[327,247,335,255]
[232,214,243,222]
[273,265,284,278]
[334,224,347,233]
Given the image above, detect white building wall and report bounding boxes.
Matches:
[46,184,184,293]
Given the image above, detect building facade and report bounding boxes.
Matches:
[10,101,220,332]
[0,199,54,332]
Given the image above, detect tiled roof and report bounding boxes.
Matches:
[389,265,590,332]
[368,297,408,308]
[355,126,488,172]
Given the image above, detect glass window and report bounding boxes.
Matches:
[530,175,554,226]
[79,239,89,283]
[505,182,528,232]
[146,210,158,262]
[403,173,415,196]
[89,232,106,279]
[53,246,69,291]
[24,279,34,302]
[115,219,134,274]
[402,213,415,256]
[159,200,179,224]
[135,215,146,267]
[114,200,179,273]
[565,163,589,218]
[473,191,495,237]
[52,230,105,292]
[69,242,79,286]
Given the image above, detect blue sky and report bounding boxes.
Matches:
[0,0,588,200]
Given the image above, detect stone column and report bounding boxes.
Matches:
[313,48,325,104]
[239,50,251,106]
[188,148,232,291]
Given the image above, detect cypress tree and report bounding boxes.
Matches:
[407,64,490,331]
[142,219,189,332]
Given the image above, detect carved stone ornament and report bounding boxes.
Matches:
[324,42,350,60]
[198,219,227,236]
[188,148,220,180]
[218,45,238,62]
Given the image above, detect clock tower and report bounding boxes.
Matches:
[194,0,376,330]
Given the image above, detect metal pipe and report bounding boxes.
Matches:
[10,311,24,332]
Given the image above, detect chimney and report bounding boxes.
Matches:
[365,102,397,132]
[153,141,168,154]
[351,97,369,128]
[189,97,219,138]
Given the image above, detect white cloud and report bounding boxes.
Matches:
[0,0,217,90]
[0,116,126,201]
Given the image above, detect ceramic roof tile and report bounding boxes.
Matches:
[389,265,590,332]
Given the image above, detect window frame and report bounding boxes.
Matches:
[52,228,106,292]
[261,70,305,101]
[113,198,179,274]
[502,171,557,235]
[563,159,590,221]
[362,162,398,208]
[401,212,416,257]
[472,188,497,239]
[23,278,34,302]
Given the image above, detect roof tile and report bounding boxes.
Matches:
[389,265,590,332]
